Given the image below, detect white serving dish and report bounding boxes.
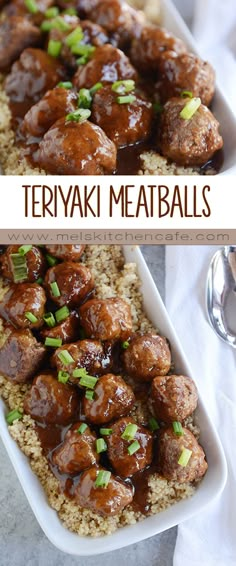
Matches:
[0,245,227,555]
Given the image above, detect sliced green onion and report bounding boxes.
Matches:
[45,6,59,18]
[41,20,54,32]
[48,39,62,58]
[77,423,88,434]
[66,108,91,122]
[128,440,140,455]
[90,82,103,95]
[121,341,129,349]
[6,409,23,425]
[72,368,87,379]
[112,79,135,94]
[63,7,77,15]
[55,305,70,323]
[79,375,98,389]
[78,88,92,109]
[85,390,94,400]
[117,94,136,105]
[178,448,192,467]
[172,421,184,436]
[10,253,28,283]
[95,470,111,488]
[24,0,38,14]
[43,312,56,327]
[18,245,32,255]
[71,43,95,57]
[121,423,138,441]
[153,102,163,114]
[100,428,113,436]
[76,55,87,65]
[46,253,58,267]
[180,97,201,120]
[180,90,193,99]
[36,277,43,285]
[50,281,61,297]
[12,267,28,283]
[45,337,62,347]
[58,370,69,384]
[25,311,38,324]
[57,350,74,365]
[149,417,159,432]
[52,16,72,31]
[96,438,107,454]
[65,26,84,47]
[57,81,73,89]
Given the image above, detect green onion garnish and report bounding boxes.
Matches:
[63,7,77,15]
[6,409,23,425]
[78,88,92,109]
[73,371,98,389]
[72,368,87,378]
[58,370,69,384]
[153,102,163,114]
[180,90,193,99]
[96,438,107,454]
[172,421,184,436]
[46,254,58,267]
[10,253,28,283]
[45,6,59,18]
[95,470,111,488]
[178,448,192,467]
[43,312,56,327]
[57,350,74,365]
[128,440,140,455]
[50,281,61,297]
[85,390,94,400]
[18,245,32,255]
[90,82,103,95]
[65,26,84,47]
[121,423,138,441]
[24,0,38,14]
[66,108,91,122]
[117,94,136,105]
[76,55,87,65]
[57,81,73,89]
[71,43,95,57]
[45,337,62,348]
[180,97,201,120]
[77,423,88,434]
[55,305,70,323]
[112,79,135,94]
[36,277,43,285]
[48,39,62,58]
[121,341,129,349]
[100,428,113,436]
[25,311,38,324]
[149,417,159,432]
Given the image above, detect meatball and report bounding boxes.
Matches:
[52,422,98,474]
[158,427,208,483]
[157,53,215,106]
[0,16,41,72]
[22,87,78,138]
[82,373,135,425]
[5,48,65,119]
[24,373,79,424]
[150,374,198,423]
[0,245,46,283]
[80,20,109,46]
[80,0,144,46]
[44,262,94,307]
[0,328,46,383]
[41,312,80,344]
[123,334,171,382]
[51,339,113,377]
[38,118,117,175]
[73,44,137,90]
[107,417,153,478]
[159,97,223,166]
[4,283,46,329]
[74,466,133,516]
[91,85,153,147]
[130,24,186,74]
[45,245,85,262]
[79,297,132,341]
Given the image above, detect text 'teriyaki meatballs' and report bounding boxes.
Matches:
[82,373,135,424]
[4,283,46,329]
[44,261,94,307]
[123,333,171,381]
[24,373,79,424]
[52,422,99,474]
[22,87,78,138]
[107,417,153,477]
[0,245,46,283]
[158,427,208,483]
[73,44,137,90]
[150,374,198,422]
[79,297,132,341]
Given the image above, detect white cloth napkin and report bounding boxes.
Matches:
[166,246,236,566]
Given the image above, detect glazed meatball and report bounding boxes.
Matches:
[159,97,223,166]
[51,339,113,377]
[150,374,198,423]
[44,262,94,307]
[107,417,153,478]
[38,118,117,174]
[82,373,135,425]
[4,283,46,329]
[123,334,171,382]
[75,466,133,516]
[3,0,54,21]
[22,87,78,138]
[0,16,41,72]
[45,245,85,262]
[80,0,144,46]
[158,427,208,483]
[79,297,132,341]
[24,373,79,424]
[91,85,153,147]
[80,19,109,46]
[0,328,46,383]
[73,44,137,90]
[157,53,215,107]
[52,422,98,474]
[5,48,65,118]
[0,245,46,283]
[41,312,80,344]
[130,24,186,74]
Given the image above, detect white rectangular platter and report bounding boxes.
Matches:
[0,245,227,555]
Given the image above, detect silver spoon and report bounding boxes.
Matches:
[206,246,236,348]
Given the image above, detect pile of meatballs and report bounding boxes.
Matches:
[0,0,223,174]
[0,244,208,518]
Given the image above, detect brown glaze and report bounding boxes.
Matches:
[0,245,46,283]
[40,312,80,345]
[44,262,94,307]
[82,373,135,425]
[150,374,198,423]
[52,422,99,474]
[44,245,85,262]
[123,333,171,381]
[79,297,132,341]
[22,87,77,138]
[158,427,208,483]
[0,16,41,72]
[3,283,46,329]
[24,373,80,424]
[107,417,153,478]
[73,44,137,90]
[0,327,46,383]
[51,339,114,377]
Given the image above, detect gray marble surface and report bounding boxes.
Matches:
[0,245,177,566]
